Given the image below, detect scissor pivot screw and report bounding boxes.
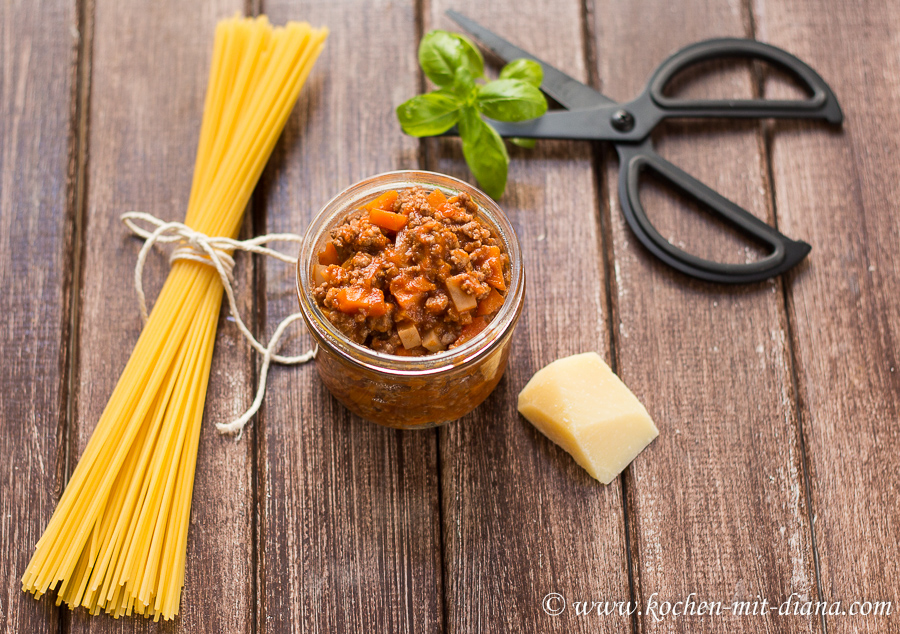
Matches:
[611,109,635,132]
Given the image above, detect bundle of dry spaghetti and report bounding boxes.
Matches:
[22,15,327,621]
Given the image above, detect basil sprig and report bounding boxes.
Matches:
[396,30,547,199]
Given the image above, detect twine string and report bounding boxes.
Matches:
[121,211,316,438]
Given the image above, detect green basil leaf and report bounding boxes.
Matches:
[418,30,485,89]
[418,31,466,88]
[396,90,462,137]
[455,33,485,79]
[476,79,548,122]
[451,65,477,103]
[510,137,536,148]
[458,107,509,200]
[499,59,543,87]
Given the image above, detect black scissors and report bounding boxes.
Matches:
[446,10,843,284]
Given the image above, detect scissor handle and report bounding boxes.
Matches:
[646,38,843,123]
[615,143,811,283]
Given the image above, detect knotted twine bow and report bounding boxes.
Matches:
[121,211,316,438]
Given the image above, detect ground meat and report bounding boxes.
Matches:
[459,221,490,241]
[312,187,511,355]
[425,294,449,313]
[331,210,390,254]
[450,248,470,271]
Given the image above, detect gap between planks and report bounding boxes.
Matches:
[61,0,260,631]
[60,0,95,631]
[247,1,263,633]
[742,1,828,631]
[579,0,642,632]
[585,0,827,631]
[56,2,628,632]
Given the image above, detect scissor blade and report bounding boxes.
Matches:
[443,109,612,141]
[446,10,613,110]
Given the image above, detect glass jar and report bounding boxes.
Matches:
[296,170,525,429]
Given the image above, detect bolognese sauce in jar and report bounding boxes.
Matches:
[311,186,510,355]
[297,171,524,429]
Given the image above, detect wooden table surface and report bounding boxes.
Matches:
[2,0,898,632]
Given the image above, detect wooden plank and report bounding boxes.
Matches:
[589,0,821,631]
[0,0,79,632]
[69,1,256,632]
[753,0,900,630]
[423,4,632,632]
[257,1,443,632]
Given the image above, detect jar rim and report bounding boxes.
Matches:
[296,170,525,377]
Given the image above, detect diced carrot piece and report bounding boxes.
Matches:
[312,264,331,285]
[477,288,505,316]
[384,246,406,267]
[453,317,488,347]
[406,275,436,292]
[476,246,506,291]
[392,289,423,311]
[335,286,388,316]
[426,188,447,211]
[369,207,408,232]
[364,190,399,212]
[477,245,501,261]
[473,245,499,266]
[318,242,341,265]
[392,292,424,323]
[390,275,432,309]
[484,257,506,291]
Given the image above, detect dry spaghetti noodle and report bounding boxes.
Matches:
[21,15,327,621]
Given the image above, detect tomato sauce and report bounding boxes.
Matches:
[311,186,510,355]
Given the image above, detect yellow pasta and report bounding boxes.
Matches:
[22,15,327,621]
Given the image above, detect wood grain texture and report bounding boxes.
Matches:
[0,0,79,632]
[257,1,443,632]
[4,2,899,634]
[69,1,256,632]
[753,0,900,630]
[424,3,632,632]
[589,0,820,631]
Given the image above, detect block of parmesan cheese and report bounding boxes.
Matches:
[517,352,658,484]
